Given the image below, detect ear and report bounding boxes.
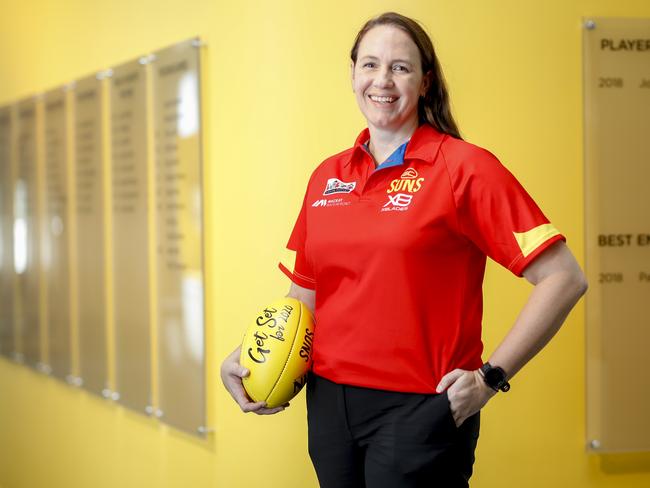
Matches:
[350,61,355,91]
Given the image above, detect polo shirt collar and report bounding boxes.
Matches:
[344,124,448,167]
[362,140,408,170]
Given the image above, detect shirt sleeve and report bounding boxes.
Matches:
[278,190,316,290]
[451,147,566,277]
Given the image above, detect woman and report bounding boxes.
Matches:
[221,12,587,488]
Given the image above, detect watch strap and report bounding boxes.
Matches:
[480,362,511,392]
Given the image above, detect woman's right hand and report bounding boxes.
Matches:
[220,345,288,415]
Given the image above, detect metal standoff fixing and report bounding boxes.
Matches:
[589,439,601,449]
[96,69,113,80]
[110,391,121,401]
[145,405,154,416]
[197,426,214,435]
[101,388,112,399]
[585,19,596,30]
[36,362,52,374]
[154,409,164,419]
[138,54,156,65]
[192,39,206,48]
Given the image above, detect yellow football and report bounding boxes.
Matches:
[240,297,315,408]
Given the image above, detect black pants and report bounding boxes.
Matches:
[307,374,480,488]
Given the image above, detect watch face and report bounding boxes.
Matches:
[485,367,505,387]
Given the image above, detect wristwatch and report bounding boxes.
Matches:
[480,362,510,392]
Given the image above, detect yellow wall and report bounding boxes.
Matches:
[1,0,650,486]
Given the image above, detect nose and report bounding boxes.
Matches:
[373,66,394,88]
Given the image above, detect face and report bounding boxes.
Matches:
[352,25,429,133]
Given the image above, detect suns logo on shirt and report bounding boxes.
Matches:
[387,168,425,194]
[400,168,418,179]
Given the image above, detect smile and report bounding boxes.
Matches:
[368,95,397,104]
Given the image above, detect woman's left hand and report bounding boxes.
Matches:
[436,369,497,427]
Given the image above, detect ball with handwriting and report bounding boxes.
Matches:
[240,297,315,408]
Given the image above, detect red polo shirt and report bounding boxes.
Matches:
[279,124,565,393]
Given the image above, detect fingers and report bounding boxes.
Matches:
[220,345,289,415]
[224,361,249,379]
[443,369,495,427]
[254,405,287,415]
[221,347,255,409]
[241,401,289,415]
[227,379,288,415]
[228,379,253,408]
[436,368,467,393]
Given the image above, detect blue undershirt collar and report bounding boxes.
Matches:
[362,140,409,171]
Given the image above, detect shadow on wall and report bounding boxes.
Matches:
[599,452,650,474]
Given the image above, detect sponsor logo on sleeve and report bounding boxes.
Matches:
[323,178,356,195]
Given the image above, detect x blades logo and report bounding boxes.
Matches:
[381,193,413,212]
[383,193,412,207]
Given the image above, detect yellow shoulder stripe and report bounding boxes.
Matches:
[279,248,297,270]
[513,224,561,257]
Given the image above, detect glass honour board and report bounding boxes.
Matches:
[584,17,650,453]
[0,105,14,359]
[75,74,108,396]
[110,60,152,412]
[15,98,40,367]
[152,38,205,435]
[44,88,72,380]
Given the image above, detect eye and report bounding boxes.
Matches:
[393,64,409,72]
[362,62,376,68]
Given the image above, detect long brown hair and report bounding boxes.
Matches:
[350,12,462,139]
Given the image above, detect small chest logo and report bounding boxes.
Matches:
[387,168,424,194]
[400,168,418,179]
[323,178,356,195]
[311,197,351,208]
